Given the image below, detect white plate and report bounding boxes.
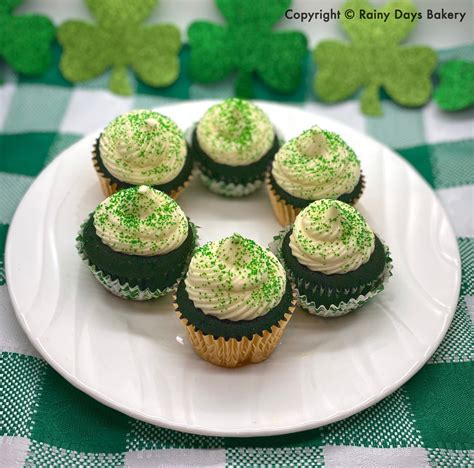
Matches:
[6,101,460,437]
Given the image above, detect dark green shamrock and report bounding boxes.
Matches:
[435,60,474,111]
[314,0,437,115]
[0,0,55,80]
[188,0,307,98]
[57,0,181,95]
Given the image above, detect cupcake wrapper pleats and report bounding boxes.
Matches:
[199,172,264,197]
[173,288,297,368]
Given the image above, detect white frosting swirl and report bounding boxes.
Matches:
[185,234,286,321]
[196,98,274,166]
[99,110,187,185]
[94,185,188,256]
[272,126,360,200]
[289,199,375,274]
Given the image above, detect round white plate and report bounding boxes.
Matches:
[6,101,460,437]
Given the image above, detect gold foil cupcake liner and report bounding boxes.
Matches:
[269,226,393,317]
[76,217,198,301]
[173,288,297,368]
[92,144,192,200]
[265,172,366,227]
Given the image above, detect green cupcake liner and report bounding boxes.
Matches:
[269,226,393,317]
[76,218,199,301]
[199,172,264,197]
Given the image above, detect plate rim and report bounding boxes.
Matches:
[6,100,461,437]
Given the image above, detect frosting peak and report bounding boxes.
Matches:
[304,203,343,242]
[99,110,187,185]
[144,117,160,127]
[296,126,329,158]
[94,186,188,256]
[289,199,375,274]
[185,234,286,321]
[196,98,274,166]
[272,126,360,200]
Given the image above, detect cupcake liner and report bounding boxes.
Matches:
[76,218,198,301]
[173,288,297,368]
[270,226,393,317]
[92,141,193,200]
[265,172,366,227]
[199,172,264,197]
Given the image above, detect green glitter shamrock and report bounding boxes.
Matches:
[57,0,181,95]
[187,0,307,98]
[314,0,437,115]
[434,61,474,111]
[0,0,55,80]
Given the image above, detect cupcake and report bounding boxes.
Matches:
[191,98,279,197]
[266,126,364,225]
[173,234,296,367]
[93,110,193,199]
[271,199,392,317]
[77,185,197,300]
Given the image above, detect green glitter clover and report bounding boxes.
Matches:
[187,0,308,98]
[434,61,474,111]
[313,0,437,116]
[0,0,55,80]
[57,0,181,95]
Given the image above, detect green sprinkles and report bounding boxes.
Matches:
[93,185,188,255]
[100,109,186,183]
[272,126,360,200]
[197,98,274,165]
[282,127,358,176]
[207,99,253,146]
[292,199,375,273]
[187,233,285,314]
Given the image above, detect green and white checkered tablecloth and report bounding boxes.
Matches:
[1,44,473,467]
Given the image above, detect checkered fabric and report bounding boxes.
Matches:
[1,43,473,467]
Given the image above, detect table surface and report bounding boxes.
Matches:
[1,30,473,468]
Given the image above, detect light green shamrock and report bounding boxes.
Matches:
[57,0,181,95]
[314,0,437,115]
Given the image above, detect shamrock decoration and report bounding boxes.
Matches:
[57,0,181,95]
[434,61,474,111]
[188,0,307,98]
[0,0,55,80]
[314,0,437,115]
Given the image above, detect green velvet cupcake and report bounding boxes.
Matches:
[174,234,296,367]
[192,98,280,197]
[93,110,193,199]
[77,185,197,300]
[266,126,364,225]
[271,199,392,317]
